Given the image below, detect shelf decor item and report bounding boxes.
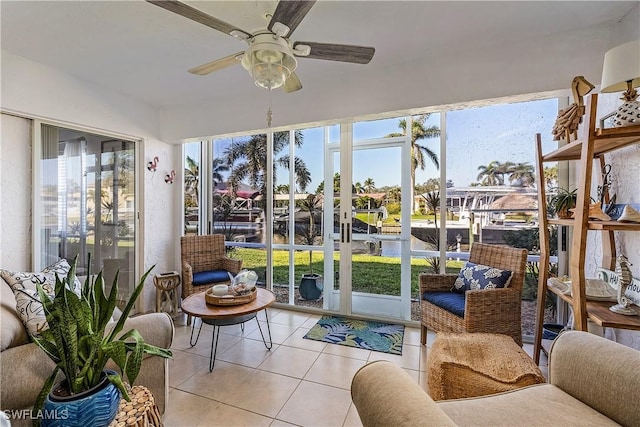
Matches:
[610,255,637,316]
[552,76,595,142]
[600,40,640,128]
[618,205,640,223]
[549,187,578,219]
[569,202,612,221]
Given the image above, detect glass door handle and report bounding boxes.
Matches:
[346,223,351,243]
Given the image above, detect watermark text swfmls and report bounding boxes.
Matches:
[3,409,69,420]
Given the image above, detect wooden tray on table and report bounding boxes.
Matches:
[205,286,257,306]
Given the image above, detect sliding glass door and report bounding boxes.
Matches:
[326,120,413,320]
[36,123,138,308]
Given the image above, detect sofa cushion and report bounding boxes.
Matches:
[193,269,232,286]
[423,292,465,318]
[452,261,513,293]
[437,384,619,426]
[0,259,81,336]
[1,282,29,351]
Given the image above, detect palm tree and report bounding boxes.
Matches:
[497,161,516,185]
[544,165,558,190]
[224,131,311,206]
[363,178,376,193]
[421,191,440,269]
[508,162,535,187]
[387,186,401,204]
[385,114,440,212]
[212,157,229,189]
[298,194,323,275]
[476,161,502,186]
[275,184,290,194]
[354,182,364,194]
[184,155,199,202]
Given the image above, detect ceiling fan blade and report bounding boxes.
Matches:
[147,1,251,39]
[268,0,316,37]
[188,52,244,76]
[283,72,302,93]
[294,42,375,64]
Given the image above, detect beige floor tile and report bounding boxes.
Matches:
[321,343,371,361]
[186,331,243,359]
[343,403,363,427]
[218,336,279,368]
[168,349,210,388]
[523,343,534,357]
[423,329,438,347]
[176,360,255,401]
[246,322,298,345]
[418,345,430,372]
[263,307,283,319]
[367,344,422,371]
[257,345,320,378]
[281,327,327,352]
[163,388,216,426]
[171,325,210,352]
[270,310,312,327]
[300,314,323,329]
[218,318,261,337]
[270,419,299,427]
[304,353,366,390]
[195,401,273,426]
[403,326,423,346]
[221,370,301,418]
[277,381,352,426]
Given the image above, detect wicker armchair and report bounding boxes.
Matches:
[420,243,528,346]
[180,234,242,300]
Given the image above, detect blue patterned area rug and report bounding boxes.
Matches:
[303,315,404,355]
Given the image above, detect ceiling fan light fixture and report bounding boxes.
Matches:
[241,33,297,90]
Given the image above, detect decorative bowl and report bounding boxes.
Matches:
[211,284,229,296]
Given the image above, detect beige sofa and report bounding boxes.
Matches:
[1,282,174,422]
[351,331,640,427]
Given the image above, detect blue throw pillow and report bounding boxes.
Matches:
[452,261,513,293]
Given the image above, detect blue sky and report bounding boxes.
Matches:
[187,97,559,192]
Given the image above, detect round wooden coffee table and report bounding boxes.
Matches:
[181,287,275,371]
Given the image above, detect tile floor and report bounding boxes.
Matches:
[164,308,548,426]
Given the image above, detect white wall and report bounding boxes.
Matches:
[0,51,179,312]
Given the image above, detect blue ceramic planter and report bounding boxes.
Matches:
[41,370,121,427]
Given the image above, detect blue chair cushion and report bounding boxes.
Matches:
[451,261,513,293]
[422,292,465,318]
[193,269,233,286]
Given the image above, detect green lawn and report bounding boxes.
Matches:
[234,248,463,297]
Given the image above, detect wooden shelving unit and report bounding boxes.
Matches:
[533,93,640,364]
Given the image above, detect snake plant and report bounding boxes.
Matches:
[32,258,172,414]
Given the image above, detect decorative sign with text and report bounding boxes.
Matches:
[597,268,640,306]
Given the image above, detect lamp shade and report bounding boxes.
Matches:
[241,33,297,90]
[600,40,640,93]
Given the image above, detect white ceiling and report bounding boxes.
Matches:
[2,0,636,111]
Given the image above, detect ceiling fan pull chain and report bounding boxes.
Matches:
[266,89,273,128]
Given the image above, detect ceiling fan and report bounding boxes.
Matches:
[147,0,375,93]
